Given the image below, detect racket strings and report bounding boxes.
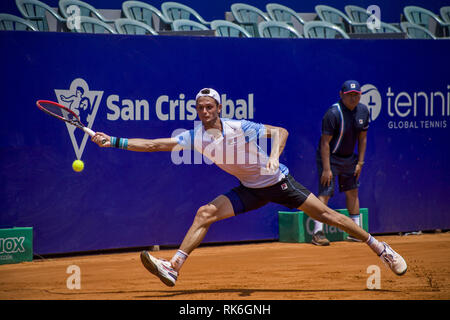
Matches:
[40,102,77,121]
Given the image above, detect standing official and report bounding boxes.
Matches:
[312,80,369,246]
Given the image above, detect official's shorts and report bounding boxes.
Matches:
[316,152,360,197]
[223,174,311,215]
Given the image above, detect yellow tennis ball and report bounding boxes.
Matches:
[72,160,84,172]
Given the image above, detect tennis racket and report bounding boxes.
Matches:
[36,100,106,144]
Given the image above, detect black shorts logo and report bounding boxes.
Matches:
[281,183,288,190]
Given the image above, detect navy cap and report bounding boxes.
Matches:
[341,80,361,94]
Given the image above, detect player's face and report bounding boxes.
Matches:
[340,91,361,109]
[196,96,222,126]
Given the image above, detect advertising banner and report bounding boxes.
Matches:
[1,31,449,254]
[0,227,33,264]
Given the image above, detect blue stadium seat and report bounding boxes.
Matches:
[115,18,158,35]
[258,21,302,38]
[211,20,251,37]
[0,13,38,31]
[16,0,66,31]
[303,21,350,39]
[122,1,171,31]
[372,22,401,33]
[441,6,450,23]
[404,6,450,37]
[161,1,210,29]
[400,22,436,39]
[73,16,117,34]
[172,19,209,31]
[231,3,270,37]
[316,4,369,34]
[59,0,115,24]
[266,3,306,28]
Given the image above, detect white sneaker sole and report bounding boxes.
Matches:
[140,251,177,287]
[379,244,407,276]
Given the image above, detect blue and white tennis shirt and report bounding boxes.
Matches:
[175,118,289,188]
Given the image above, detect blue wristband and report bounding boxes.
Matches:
[110,137,128,150]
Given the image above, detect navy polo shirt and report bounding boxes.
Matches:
[319,100,369,157]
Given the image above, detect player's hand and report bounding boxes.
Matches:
[92,132,111,147]
[320,169,333,186]
[266,156,280,173]
[354,163,363,180]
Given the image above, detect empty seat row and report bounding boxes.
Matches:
[1,0,449,40]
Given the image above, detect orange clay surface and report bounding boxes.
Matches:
[0,233,449,300]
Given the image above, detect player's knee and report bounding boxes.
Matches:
[194,204,218,226]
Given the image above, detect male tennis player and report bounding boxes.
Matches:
[91,88,407,287]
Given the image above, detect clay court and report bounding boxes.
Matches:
[0,233,449,300]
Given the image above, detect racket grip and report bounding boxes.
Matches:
[83,127,106,145]
[83,127,96,137]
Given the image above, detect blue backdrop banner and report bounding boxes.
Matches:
[1,31,449,254]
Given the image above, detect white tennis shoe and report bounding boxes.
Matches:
[140,251,178,287]
[379,242,407,276]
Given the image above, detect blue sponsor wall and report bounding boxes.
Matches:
[0,30,449,254]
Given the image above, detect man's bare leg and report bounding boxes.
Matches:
[141,195,235,286]
[300,193,369,241]
[299,193,407,275]
[178,195,234,255]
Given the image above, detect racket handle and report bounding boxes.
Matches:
[83,127,96,137]
[83,127,107,145]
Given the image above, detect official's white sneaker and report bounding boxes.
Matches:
[140,251,178,287]
[378,242,407,276]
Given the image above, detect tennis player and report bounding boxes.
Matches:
[91,88,407,287]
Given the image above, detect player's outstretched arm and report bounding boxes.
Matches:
[91,132,182,152]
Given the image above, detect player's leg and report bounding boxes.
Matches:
[177,195,234,256]
[300,193,368,240]
[170,186,268,271]
[299,193,407,275]
[141,195,234,287]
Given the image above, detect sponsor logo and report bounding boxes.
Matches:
[361,84,382,122]
[106,93,254,121]
[305,217,344,235]
[386,85,449,129]
[55,78,103,159]
[56,78,257,163]
[361,83,449,129]
[0,237,25,254]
